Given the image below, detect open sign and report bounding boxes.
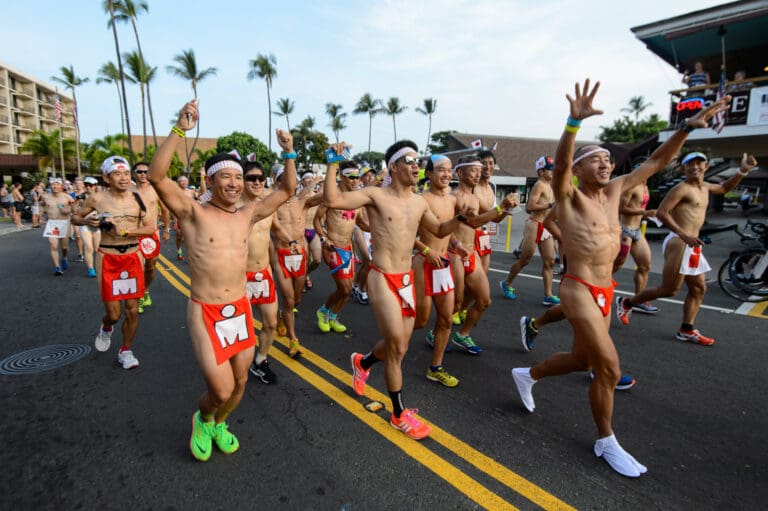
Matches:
[676,98,704,111]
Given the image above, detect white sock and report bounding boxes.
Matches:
[594,434,647,477]
[512,368,536,412]
[255,353,267,364]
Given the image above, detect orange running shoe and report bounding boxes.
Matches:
[675,329,715,346]
[350,352,370,396]
[390,408,431,440]
[277,314,287,337]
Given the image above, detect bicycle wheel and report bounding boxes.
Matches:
[726,249,768,298]
[718,258,765,302]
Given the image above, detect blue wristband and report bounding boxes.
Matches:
[566,117,582,127]
[281,151,297,160]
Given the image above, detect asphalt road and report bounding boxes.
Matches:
[1,224,766,511]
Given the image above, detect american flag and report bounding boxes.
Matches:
[54,95,62,123]
[712,68,727,134]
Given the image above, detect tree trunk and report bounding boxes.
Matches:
[266,83,273,153]
[367,113,372,153]
[115,82,125,135]
[73,90,82,177]
[140,85,147,157]
[109,0,134,167]
[392,115,397,142]
[426,115,432,154]
[146,80,158,149]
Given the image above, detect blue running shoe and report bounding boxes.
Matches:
[425,330,451,353]
[542,295,560,306]
[499,280,517,300]
[519,316,537,352]
[61,258,69,270]
[87,268,96,278]
[452,332,482,355]
[590,371,636,391]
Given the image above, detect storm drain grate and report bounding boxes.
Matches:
[0,344,92,375]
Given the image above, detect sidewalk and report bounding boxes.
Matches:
[0,217,32,237]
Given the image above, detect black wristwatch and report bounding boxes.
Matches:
[679,119,695,133]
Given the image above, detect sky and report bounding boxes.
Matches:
[3,0,727,157]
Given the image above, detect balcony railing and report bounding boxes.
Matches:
[667,75,768,130]
[0,115,8,124]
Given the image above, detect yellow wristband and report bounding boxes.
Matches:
[495,205,502,215]
[120,229,127,237]
[171,125,186,138]
[564,124,580,134]
[421,246,430,256]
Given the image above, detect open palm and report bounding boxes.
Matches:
[566,79,603,121]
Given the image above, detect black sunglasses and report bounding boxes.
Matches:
[134,170,149,174]
[245,174,266,182]
[402,155,419,166]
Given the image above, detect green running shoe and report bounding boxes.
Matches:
[190,411,214,462]
[426,366,459,387]
[213,421,239,454]
[143,291,152,307]
[316,307,331,333]
[137,297,144,315]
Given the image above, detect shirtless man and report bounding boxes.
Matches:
[617,151,757,345]
[133,161,171,314]
[351,167,377,304]
[270,166,324,357]
[313,161,365,334]
[40,177,74,275]
[501,155,560,306]
[71,156,156,370]
[451,155,518,354]
[70,177,87,261]
[73,176,102,277]
[612,176,658,314]
[332,140,489,440]
[413,154,473,387]
[511,79,729,477]
[149,100,297,461]
[174,175,197,261]
[301,171,323,291]
[243,161,280,384]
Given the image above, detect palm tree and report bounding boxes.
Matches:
[21,129,76,175]
[415,98,437,154]
[123,50,154,155]
[247,53,278,152]
[51,65,89,176]
[102,0,134,164]
[621,96,653,122]
[382,97,407,142]
[190,147,218,174]
[325,103,347,143]
[85,133,130,171]
[353,93,382,152]
[96,61,126,134]
[274,97,295,130]
[166,48,218,171]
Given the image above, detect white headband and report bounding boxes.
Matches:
[572,147,610,166]
[206,160,243,177]
[453,162,480,172]
[387,147,416,168]
[49,177,63,184]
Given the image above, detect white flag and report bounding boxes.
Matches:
[471,139,483,149]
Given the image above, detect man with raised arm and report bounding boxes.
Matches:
[242,160,280,385]
[616,151,758,345]
[511,79,729,477]
[71,156,156,370]
[270,168,324,358]
[148,100,297,462]
[132,161,171,314]
[325,140,481,440]
[40,177,74,275]
[313,161,366,335]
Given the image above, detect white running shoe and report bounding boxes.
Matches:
[95,327,113,352]
[118,350,140,370]
[512,368,536,412]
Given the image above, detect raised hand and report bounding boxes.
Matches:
[501,192,518,210]
[566,79,603,121]
[276,129,294,152]
[741,153,758,173]
[177,99,198,131]
[687,95,731,128]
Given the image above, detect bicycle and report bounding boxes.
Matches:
[716,219,768,302]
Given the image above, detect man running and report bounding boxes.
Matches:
[149,100,297,461]
[612,175,658,314]
[451,155,517,354]
[616,151,757,345]
[243,160,281,385]
[132,161,171,314]
[73,176,102,277]
[511,79,729,477]
[329,140,485,440]
[351,167,377,304]
[501,155,560,306]
[270,165,324,357]
[313,161,365,334]
[40,177,74,275]
[72,156,156,370]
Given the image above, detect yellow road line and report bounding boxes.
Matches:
[159,256,576,511]
[158,253,191,285]
[746,300,768,317]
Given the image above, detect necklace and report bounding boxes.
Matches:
[207,200,238,214]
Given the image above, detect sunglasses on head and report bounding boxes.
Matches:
[402,156,419,166]
[245,174,266,182]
